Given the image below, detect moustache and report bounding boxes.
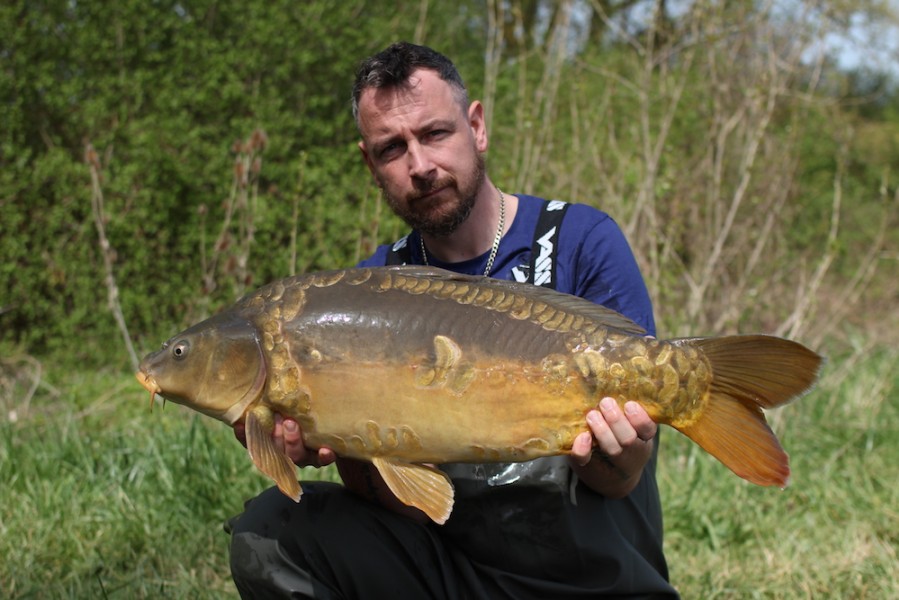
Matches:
[407,177,456,203]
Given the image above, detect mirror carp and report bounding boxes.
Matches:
[136,265,823,524]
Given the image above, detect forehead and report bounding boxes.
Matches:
[357,69,464,136]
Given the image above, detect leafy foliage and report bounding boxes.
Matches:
[1,0,436,362]
[1,0,897,368]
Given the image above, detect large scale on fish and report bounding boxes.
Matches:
[136,266,823,524]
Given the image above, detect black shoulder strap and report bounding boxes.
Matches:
[385,199,570,285]
[385,234,413,265]
[529,199,569,288]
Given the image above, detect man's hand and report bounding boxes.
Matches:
[569,397,657,499]
[233,414,337,469]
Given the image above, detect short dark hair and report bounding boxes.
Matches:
[352,42,468,127]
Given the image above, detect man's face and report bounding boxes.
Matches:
[357,69,488,237]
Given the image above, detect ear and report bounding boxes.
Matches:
[468,100,488,153]
[358,140,378,179]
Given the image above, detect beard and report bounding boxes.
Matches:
[383,151,486,238]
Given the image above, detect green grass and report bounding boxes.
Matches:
[660,348,899,598]
[0,361,340,598]
[1,349,896,598]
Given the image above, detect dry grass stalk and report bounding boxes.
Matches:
[198,129,267,312]
[85,141,140,370]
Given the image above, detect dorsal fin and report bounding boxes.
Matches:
[380,265,647,335]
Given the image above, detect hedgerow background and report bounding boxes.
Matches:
[1,1,897,597]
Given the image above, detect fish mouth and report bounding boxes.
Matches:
[135,371,162,409]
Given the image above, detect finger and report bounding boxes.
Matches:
[587,409,622,457]
[317,447,338,467]
[233,421,247,448]
[598,397,638,448]
[623,401,657,442]
[570,431,594,466]
[281,418,309,465]
[281,418,335,467]
[282,418,302,446]
[272,414,286,453]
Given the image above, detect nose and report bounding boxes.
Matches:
[407,140,436,180]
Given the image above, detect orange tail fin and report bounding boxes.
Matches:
[671,335,824,487]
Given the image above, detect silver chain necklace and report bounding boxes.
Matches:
[420,189,505,277]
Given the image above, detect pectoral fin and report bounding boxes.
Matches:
[245,406,303,501]
[372,457,454,525]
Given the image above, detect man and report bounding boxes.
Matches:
[229,42,678,598]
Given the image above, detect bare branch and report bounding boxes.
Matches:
[85,141,139,371]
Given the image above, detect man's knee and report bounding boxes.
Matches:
[231,483,339,537]
[228,483,344,598]
[226,482,463,599]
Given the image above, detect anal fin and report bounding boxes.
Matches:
[372,457,454,525]
[245,406,303,501]
[674,392,790,487]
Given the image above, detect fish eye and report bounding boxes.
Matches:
[172,340,190,360]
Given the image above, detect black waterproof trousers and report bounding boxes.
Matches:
[228,480,679,600]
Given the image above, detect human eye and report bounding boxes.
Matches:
[424,128,450,142]
[378,141,403,161]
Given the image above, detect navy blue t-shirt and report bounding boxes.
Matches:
[359,194,656,336]
[358,195,676,598]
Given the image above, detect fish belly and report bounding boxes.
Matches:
[297,358,591,464]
